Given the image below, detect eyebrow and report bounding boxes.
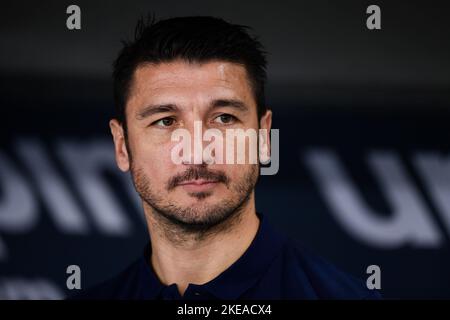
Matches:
[211,99,249,113]
[135,98,249,120]
[135,104,179,120]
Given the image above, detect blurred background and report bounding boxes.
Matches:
[1,0,450,299]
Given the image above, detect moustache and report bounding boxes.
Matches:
[167,166,229,191]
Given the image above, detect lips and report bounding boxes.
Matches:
[177,179,220,193]
[178,179,219,186]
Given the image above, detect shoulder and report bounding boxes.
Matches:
[66,259,142,300]
[277,238,382,299]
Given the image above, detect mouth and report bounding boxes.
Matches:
[178,179,219,186]
[177,179,220,192]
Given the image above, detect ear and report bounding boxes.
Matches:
[109,119,130,172]
[259,109,272,161]
[259,109,272,131]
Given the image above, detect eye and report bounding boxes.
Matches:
[152,117,175,127]
[214,114,237,125]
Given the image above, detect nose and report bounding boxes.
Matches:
[179,120,218,165]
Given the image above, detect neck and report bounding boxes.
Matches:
[144,193,260,297]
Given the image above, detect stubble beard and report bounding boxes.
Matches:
[130,163,259,243]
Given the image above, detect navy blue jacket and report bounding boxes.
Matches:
[71,212,381,300]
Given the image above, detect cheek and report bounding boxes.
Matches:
[133,140,176,180]
[216,163,253,181]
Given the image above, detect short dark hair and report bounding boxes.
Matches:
[112,15,268,132]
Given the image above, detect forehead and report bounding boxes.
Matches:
[127,60,255,113]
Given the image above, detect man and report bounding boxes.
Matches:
[73,15,381,300]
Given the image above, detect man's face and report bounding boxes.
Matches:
[110,60,272,230]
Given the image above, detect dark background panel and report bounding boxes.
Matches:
[1,0,450,299]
